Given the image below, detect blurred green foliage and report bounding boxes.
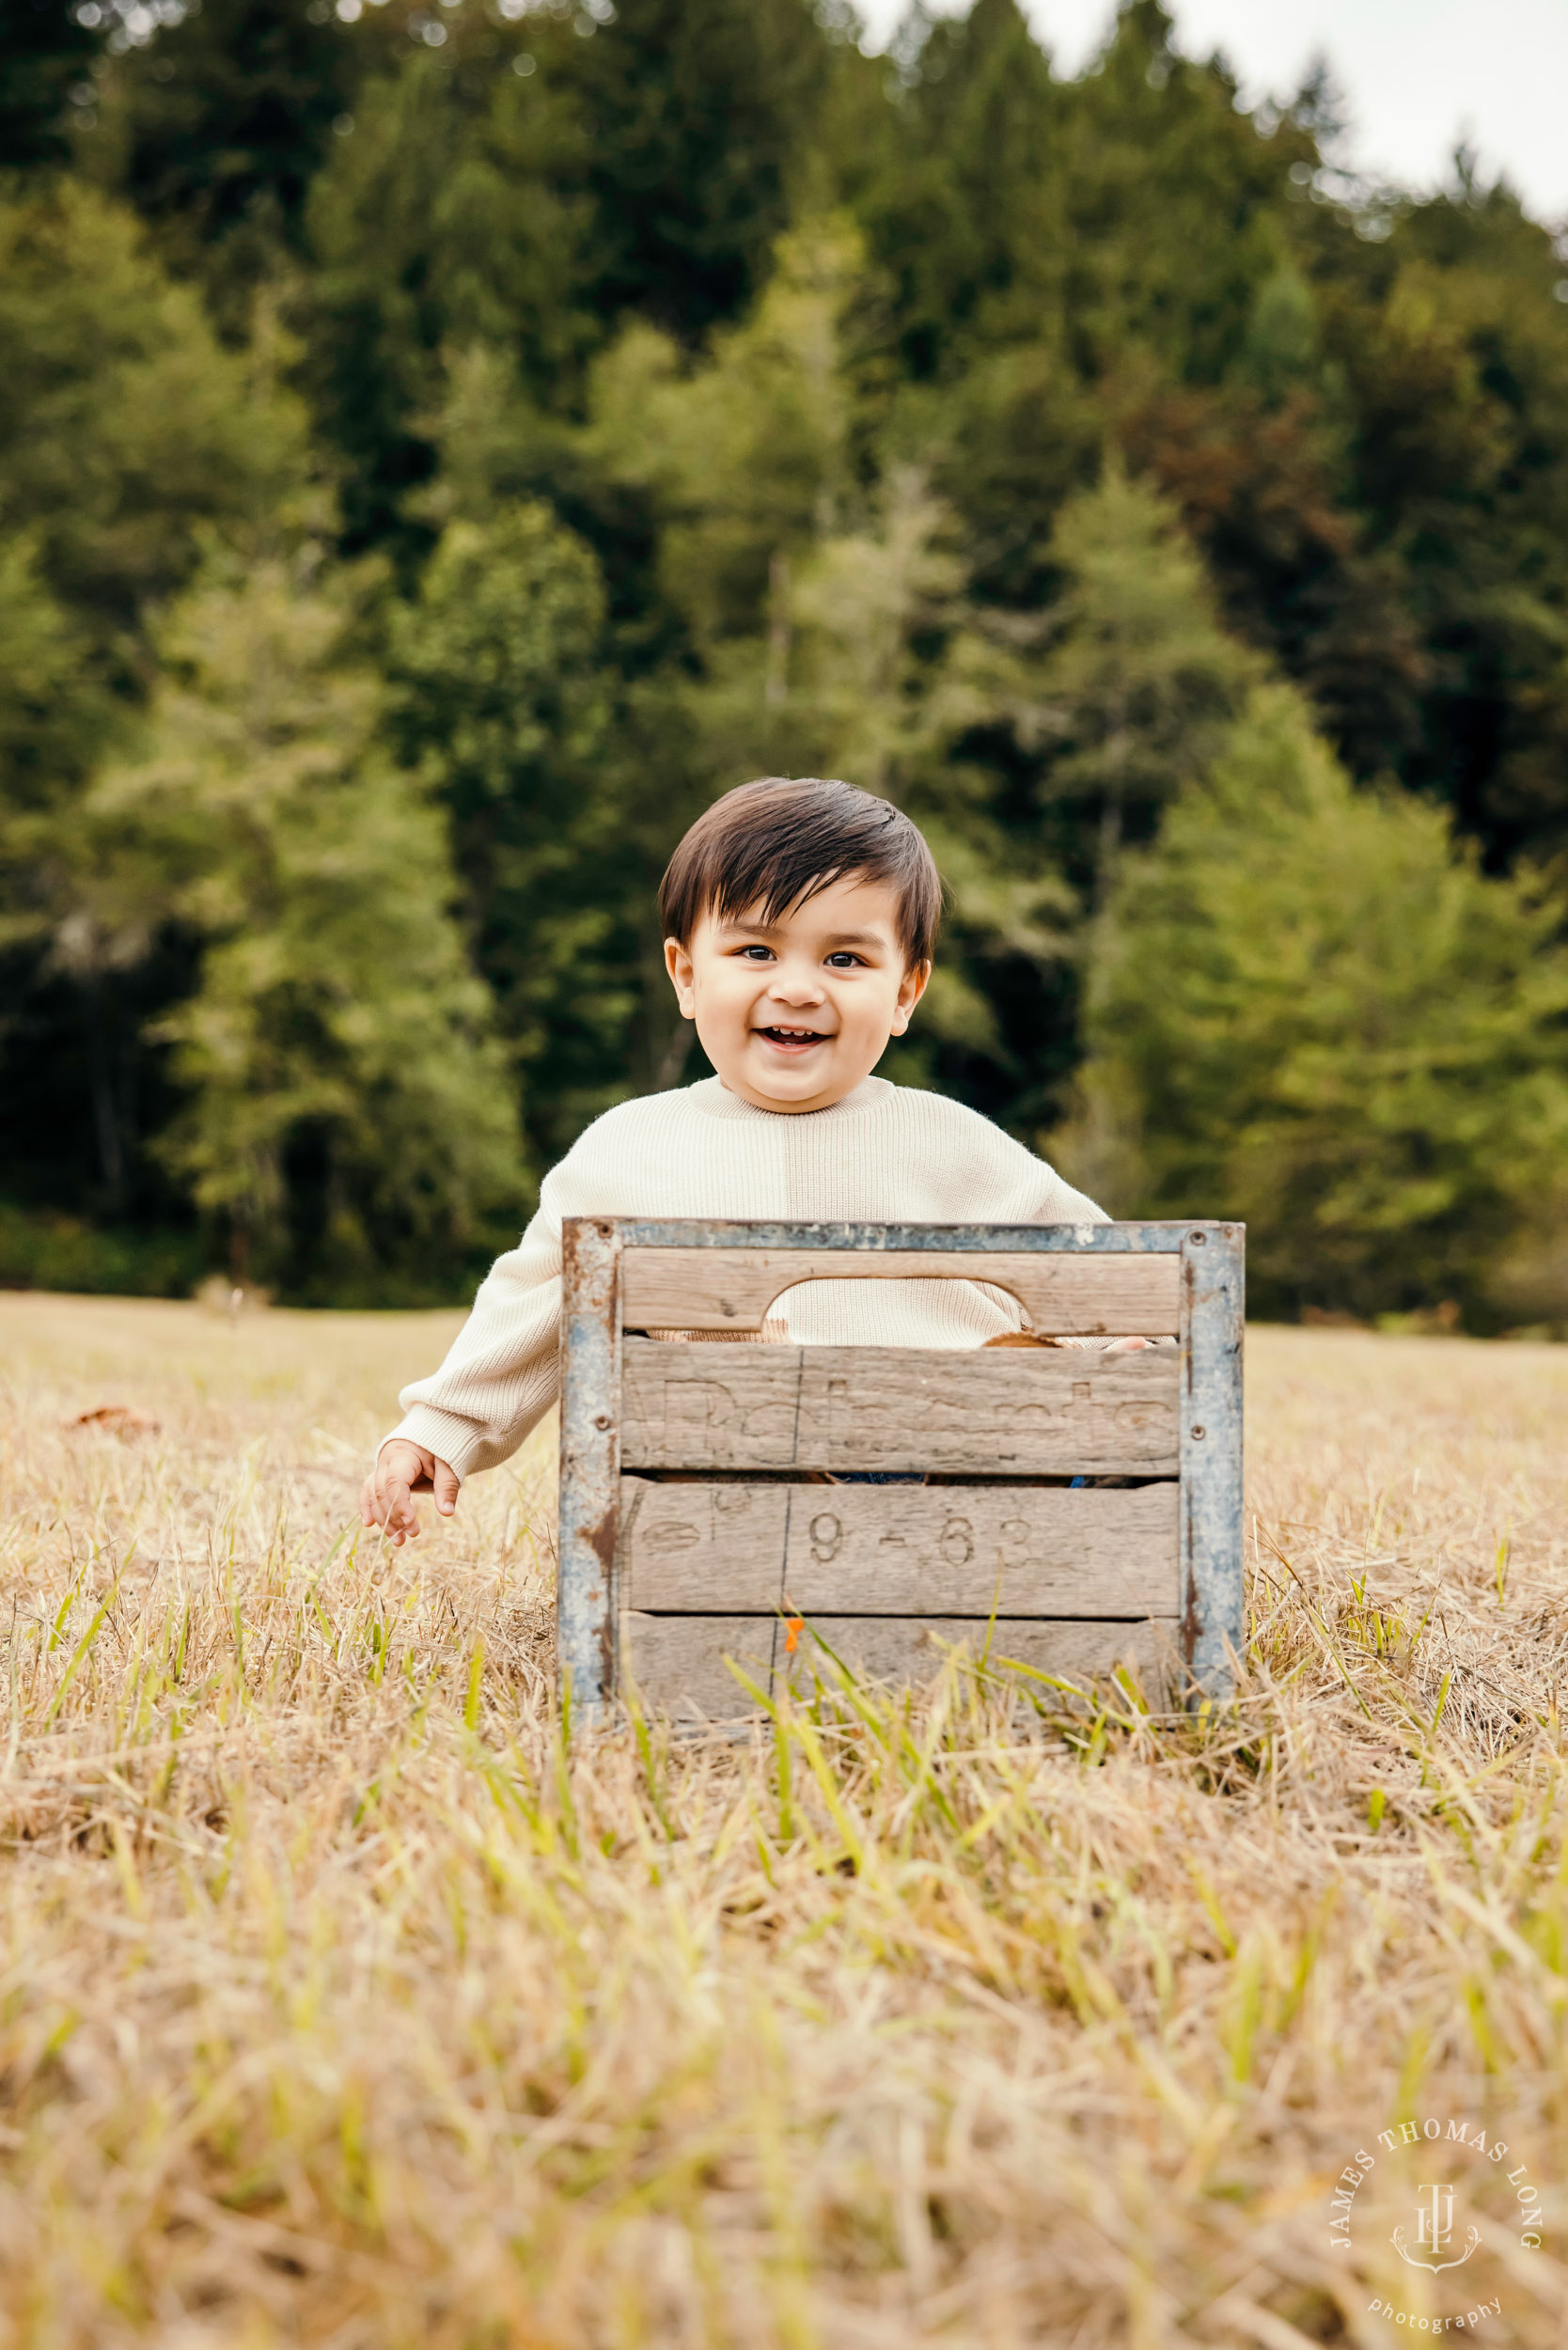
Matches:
[1059,688,1568,1327]
[84,553,527,1300]
[0,1200,202,1299]
[2,0,1566,1319]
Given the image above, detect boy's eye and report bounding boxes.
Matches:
[736,944,775,961]
[824,952,864,969]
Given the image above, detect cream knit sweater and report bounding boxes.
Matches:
[390,1074,1107,1481]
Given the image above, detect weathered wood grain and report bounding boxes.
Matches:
[619,1477,1178,1615]
[1178,1222,1246,1698]
[620,1338,1179,1475]
[621,1612,1180,1719]
[556,1218,621,1718]
[621,1246,1181,1337]
[555,1215,1245,1716]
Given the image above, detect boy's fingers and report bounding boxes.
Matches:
[432,1460,460,1516]
[384,1479,418,1541]
[361,1444,438,1546]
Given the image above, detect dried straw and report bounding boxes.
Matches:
[1,1294,1565,2346]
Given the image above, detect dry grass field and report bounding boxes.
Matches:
[1,1293,1566,2348]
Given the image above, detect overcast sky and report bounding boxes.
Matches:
[855,0,1568,227]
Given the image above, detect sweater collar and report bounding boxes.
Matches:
[684,1074,893,1123]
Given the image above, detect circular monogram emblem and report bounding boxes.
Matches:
[1329,2114,1543,2331]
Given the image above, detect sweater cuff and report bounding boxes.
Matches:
[378,1405,493,1485]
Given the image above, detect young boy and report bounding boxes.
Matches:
[362,776,1112,1544]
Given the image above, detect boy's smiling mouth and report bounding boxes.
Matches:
[755,1023,830,1052]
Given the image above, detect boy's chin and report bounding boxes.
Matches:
[731,1054,874,1112]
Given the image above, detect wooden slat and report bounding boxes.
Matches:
[620,1339,1179,1475]
[621,1246,1180,1337]
[621,1612,1180,1719]
[620,1477,1178,1615]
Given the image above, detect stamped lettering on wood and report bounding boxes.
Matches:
[621,1478,1179,1616]
[621,1340,1181,1475]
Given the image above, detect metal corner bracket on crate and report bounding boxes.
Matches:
[557,1217,1245,1724]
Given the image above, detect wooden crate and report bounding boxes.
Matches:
[557,1219,1244,1721]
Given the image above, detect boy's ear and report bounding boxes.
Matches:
[664,935,698,1019]
[889,958,932,1037]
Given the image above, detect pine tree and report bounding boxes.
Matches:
[85,555,525,1298]
[1017,465,1260,904]
[561,0,830,343]
[0,179,312,687]
[102,0,365,313]
[0,178,317,1225]
[1058,685,1568,1323]
[385,500,615,1162]
[304,39,597,553]
[855,0,1062,381]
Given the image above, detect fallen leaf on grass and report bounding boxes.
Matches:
[67,1405,160,1437]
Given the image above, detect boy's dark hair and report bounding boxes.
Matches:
[660,777,942,969]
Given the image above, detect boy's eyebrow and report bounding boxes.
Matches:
[713,918,893,949]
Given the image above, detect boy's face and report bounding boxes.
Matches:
[664,873,931,1114]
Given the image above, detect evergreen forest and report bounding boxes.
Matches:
[4,0,1568,1326]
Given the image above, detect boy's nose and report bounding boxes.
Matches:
[769,966,824,1004]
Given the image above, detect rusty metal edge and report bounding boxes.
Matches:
[611,1219,1205,1255]
[1178,1223,1246,1708]
[557,1215,623,1728]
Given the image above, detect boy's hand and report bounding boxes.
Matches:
[361,1440,459,1545]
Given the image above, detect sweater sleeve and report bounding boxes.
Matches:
[924,1093,1109,1230]
[383,1176,568,1482]
[1020,1163,1107,1228]
[920,1097,1113,1340]
[1010,1143,1162,1350]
